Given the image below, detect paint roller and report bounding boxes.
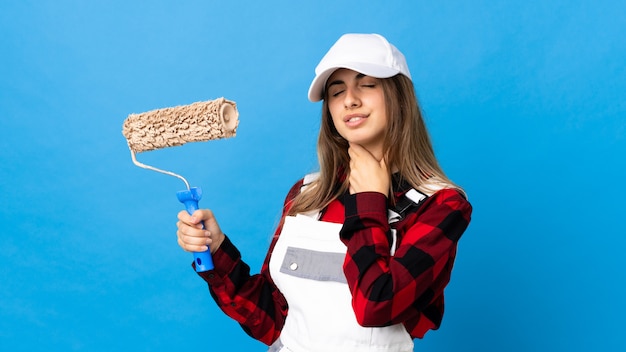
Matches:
[122,97,239,272]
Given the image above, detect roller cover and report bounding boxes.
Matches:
[122,97,239,153]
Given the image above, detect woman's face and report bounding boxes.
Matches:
[326,68,388,157]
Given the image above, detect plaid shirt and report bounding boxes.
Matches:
[196,175,472,345]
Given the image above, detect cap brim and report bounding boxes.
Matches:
[307,63,400,102]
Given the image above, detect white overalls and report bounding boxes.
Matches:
[267,207,415,352]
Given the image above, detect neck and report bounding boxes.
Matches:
[362,144,398,173]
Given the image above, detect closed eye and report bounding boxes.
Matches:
[359,77,378,88]
[331,89,345,97]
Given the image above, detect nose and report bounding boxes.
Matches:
[343,87,361,109]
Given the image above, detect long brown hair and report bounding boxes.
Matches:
[287,74,461,215]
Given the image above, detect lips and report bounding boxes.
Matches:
[344,114,367,127]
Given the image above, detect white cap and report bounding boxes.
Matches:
[308,33,412,102]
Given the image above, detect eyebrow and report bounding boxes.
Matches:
[326,72,367,90]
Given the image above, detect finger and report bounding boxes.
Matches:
[177,210,193,223]
[349,143,380,165]
[177,219,208,238]
[379,155,388,170]
[347,147,355,161]
[190,209,216,224]
[177,226,211,245]
[177,212,201,231]
[190,209,205,225]
[348,143,363,159]
[177,236,209,253]
[348,142,365,152]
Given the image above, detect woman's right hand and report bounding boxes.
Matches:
[176,209,225,254]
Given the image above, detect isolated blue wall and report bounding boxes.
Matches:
[1,1,624,351]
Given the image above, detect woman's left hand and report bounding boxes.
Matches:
[347,143,389,196]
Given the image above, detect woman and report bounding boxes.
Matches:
[176,33,472,351]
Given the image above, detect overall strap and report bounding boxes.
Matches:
[388,188,429,256]
[388,188,429,224]
[302,172,320,187]
[298,172,322,219]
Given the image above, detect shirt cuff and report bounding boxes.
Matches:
[341,191,388,240]
[195,234,240,283]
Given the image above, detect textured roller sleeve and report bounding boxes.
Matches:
[122,97,239,153]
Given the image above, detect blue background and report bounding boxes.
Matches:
[1,1,625,351]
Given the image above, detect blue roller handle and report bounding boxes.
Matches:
[176,187,214,272]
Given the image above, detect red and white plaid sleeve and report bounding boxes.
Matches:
[340,188,472,338]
